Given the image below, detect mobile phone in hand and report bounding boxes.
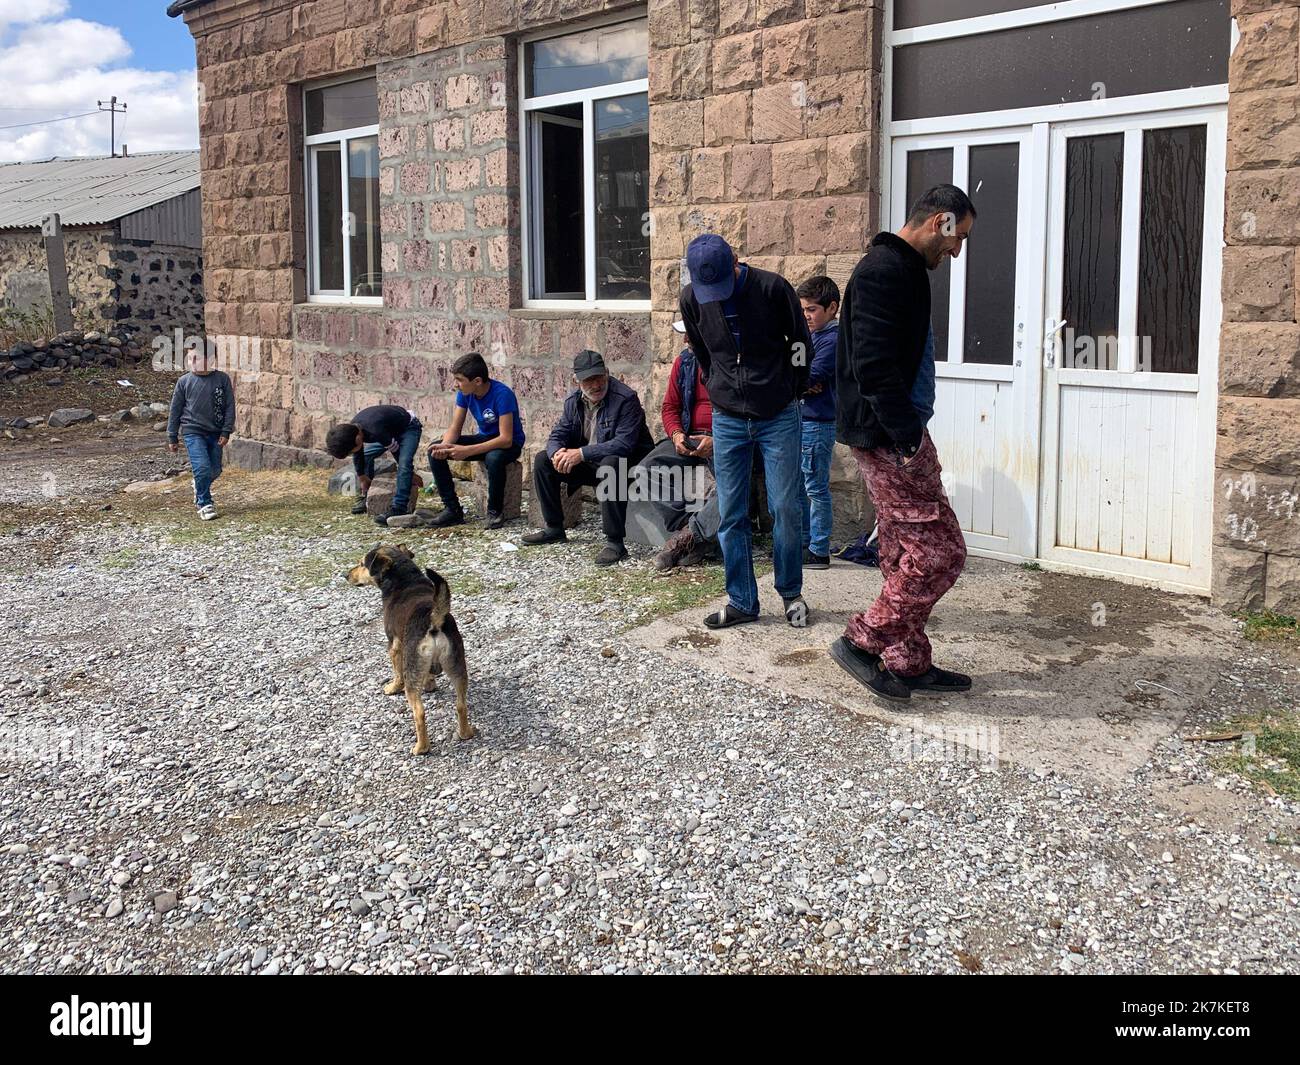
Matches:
[683,436,701,451]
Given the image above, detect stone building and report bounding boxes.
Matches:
[0,151,204,334]
[167,0,1299,612]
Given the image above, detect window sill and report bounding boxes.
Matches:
[511,305,651,319]
[300,297,384,309]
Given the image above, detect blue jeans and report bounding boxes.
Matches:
[711,403,803,616]
[183,432,224,507]
[801,419,836,556]
[359,420,423,512]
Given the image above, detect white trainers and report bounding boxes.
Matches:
[198,504,218,521]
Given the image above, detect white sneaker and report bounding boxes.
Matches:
[198,504,218,521]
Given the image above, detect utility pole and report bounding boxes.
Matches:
[97,96,127,157]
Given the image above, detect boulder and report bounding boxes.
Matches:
[47,408,95,429]
[468,459,523,521]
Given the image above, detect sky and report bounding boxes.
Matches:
[0,0,199,161]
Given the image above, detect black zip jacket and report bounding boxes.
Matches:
[679,264,811,421]
[835,232,931,454]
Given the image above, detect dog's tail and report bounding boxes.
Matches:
[424,567,451,625]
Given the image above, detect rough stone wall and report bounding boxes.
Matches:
[0,229,117,324]
[187,0,652,464]
[647,0,881,538]
[105,240,205,334]
[1215,0,1300,613]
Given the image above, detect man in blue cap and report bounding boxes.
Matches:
[678,234,813,629]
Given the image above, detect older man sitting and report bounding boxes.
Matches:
[522,349,653,566]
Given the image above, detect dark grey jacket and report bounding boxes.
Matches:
[167,370,235,443]
[545,378,653,464]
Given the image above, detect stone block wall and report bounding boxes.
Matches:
[647,0,880,540]
[187,0,654,472]
[1215,0,1300,613]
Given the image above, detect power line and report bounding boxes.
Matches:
[0,110,100,132]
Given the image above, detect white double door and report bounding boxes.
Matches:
[889,105,1224,592]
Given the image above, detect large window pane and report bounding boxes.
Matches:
[1062,134,1123,370]
[535,107,584,298]
[348,136,381,297]
[306,77,378,135]
[905,147,953,361]
[1138,126,1206,374]
[526,21,648,97]
[594,94,649,301]
[312,145,343,292]
[964,143,1018,365]
[893,0,1229,121]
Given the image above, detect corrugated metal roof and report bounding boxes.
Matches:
[0,150,200,230]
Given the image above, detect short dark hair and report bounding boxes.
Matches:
[452,352,490,384]
[325,422,359,458]
[797,275,840,308]
[906,184,977,228]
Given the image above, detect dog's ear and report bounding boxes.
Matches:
[394,543,414,561]
[367,544,396,580]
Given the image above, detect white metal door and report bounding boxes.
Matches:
[1039,106,1225,593]
[890,128,1044,561]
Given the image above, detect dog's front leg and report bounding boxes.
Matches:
[383,638,404,696]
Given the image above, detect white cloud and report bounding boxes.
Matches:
[0,11,197,162]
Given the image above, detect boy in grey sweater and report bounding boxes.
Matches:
[167,353,235,520]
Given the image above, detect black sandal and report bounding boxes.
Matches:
[703,604,758,629]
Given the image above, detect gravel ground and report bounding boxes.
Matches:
[0,457,1298,975]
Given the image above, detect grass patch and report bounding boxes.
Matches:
[101,546,140,570]
[1216,712,1300,799]
[564,565,732,630]
[1241,610,1299,643]
[1020,561,1043,572]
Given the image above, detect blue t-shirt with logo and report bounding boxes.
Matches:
[455,379,525,447]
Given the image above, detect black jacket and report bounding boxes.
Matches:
[836,232,931,454]
[679,264,811,421]
[546,377,653,463]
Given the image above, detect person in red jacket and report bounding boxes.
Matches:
[645,321,721,571]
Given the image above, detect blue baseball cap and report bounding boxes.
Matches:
[686,234,736,303]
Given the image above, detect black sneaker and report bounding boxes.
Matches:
[900,666,972,693]
[373,512,392,527]
[431,506,465,528]
[521,527,567,546]
[828,636,911,702]
[803,549,830,570]
[595,542,628,566]
[351,497,367,515]
[483,511,505,530]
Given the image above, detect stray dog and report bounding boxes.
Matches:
[346,543,474,754]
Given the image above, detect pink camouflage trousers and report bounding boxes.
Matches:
[844,431,967,676]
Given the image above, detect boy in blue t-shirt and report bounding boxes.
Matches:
[427,352,526,529]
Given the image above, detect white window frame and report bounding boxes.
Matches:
[303,73,382,306]
[518,15,651,311]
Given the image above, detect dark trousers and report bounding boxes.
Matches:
[428,434,523,515]
[532,448,647,544]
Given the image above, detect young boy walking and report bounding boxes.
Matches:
[427,352,526,529]
[167,348,235,521]
[797,276,841,569]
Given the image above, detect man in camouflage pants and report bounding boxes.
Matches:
[830,185,976,702]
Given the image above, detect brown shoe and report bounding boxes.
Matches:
[655,527,697,572]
